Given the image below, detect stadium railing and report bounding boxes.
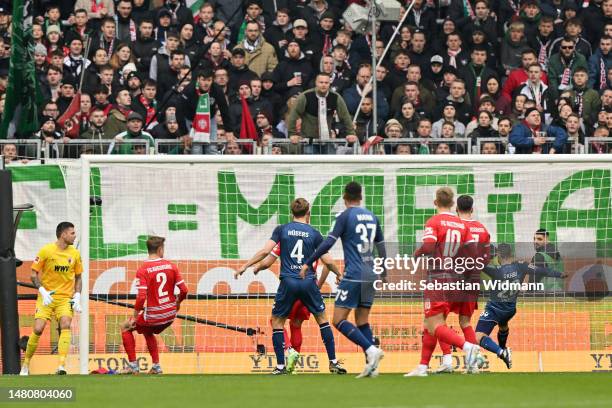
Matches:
[155,139,257,155]
[374,137,471,155]
[268,138,356,154]
[475,137,509,154]
[584,137,612,154]
[42,139,153,159]
[0,139,42,162]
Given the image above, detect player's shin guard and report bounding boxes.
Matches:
[358,323,374,344]
[24,332,40,364]
[420,329,437,366]
[144,333,159,364]
[479,335,502,356]
[272,329,286,368]
[434,325,466,349]
[58,329,71,366]
[290,322,303,353]
[335,320,372,352]
[319,323,336,362]
[497,329,509,349]
[122,330,137,362]
[461,326,477,344]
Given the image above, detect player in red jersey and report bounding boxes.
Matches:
[405,188,481,377]
[120,236,188,374]
[435,195,491,374]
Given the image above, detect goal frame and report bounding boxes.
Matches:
[78,154,612,374]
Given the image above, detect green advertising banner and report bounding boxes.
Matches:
[8,160,612,294]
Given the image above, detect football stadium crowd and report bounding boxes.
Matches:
[1,0,612,158]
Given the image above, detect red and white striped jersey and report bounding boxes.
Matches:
[134,258,188,326]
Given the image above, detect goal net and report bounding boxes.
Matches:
[12,156,612,374]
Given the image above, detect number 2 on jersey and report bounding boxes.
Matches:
[156,272,169,297]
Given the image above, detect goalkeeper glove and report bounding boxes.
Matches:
[71,292,82,313]
[38,287,55,306]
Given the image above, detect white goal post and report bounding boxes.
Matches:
[76,155,612,375]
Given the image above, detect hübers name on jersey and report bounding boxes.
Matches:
[287,230,309,237]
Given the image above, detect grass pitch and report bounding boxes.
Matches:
[4,373,611,408]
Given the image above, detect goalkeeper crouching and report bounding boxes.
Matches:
[21,222,83,376]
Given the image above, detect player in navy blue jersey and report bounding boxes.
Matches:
[301,181,385,378]
[237,198,344,375]
[476,244,567,369]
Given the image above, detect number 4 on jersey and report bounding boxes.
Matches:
[290,239,304,264]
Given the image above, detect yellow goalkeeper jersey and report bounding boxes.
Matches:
[32,243,83,299]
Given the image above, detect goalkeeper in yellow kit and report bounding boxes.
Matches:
[20,222,83,375]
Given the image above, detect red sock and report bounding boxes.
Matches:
[283,328,291,350]
[461,326,477,344]
[144,333,159,364]
[434,325,466,349]
[289,322,303,352]
[439,340,452,355]
[122,330,136,362]
[420,329,437,365]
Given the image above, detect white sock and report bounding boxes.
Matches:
[365,345,377,355]
[418,364,428,372]
[331,359,337,364]
[277,364,285,369]
[442,354,453,366]
[462,342,474,353]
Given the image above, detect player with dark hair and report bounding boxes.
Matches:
[405,188,481,377]
[119,236,188,374]
[435,194,491,374]
[532,228,564,291]
[239,198,344,375]
[21,222,83,376]
[301,182,386,378]
[476,243,567,369]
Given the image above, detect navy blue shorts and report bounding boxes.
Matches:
[334,279,376,309]
[272,277,325,318]
[475,302,516,335]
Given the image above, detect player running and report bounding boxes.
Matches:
[120,236,188,374]
[405,188,481,377]
[435,195,491,374]
[301,181,385,378]
[476,243,567,369]
[21,222,83,376]
[251,242,341,374]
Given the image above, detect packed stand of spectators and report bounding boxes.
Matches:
[1,0,612,156]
